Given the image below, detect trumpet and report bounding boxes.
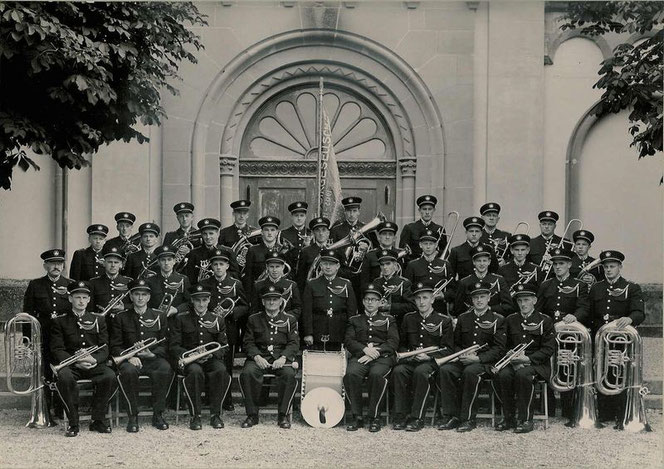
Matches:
[50,344,107,375]
[498,221,530,262]
[437,211,460,262]
[435,343,487,366]
[178,342,228,369]
[270,361,299,370]
[211,297,238,319]
[491,340,533,374]
[397,345,442,361]
[540,219,582,279]
[94,290,130,317]
[112,337,166,366]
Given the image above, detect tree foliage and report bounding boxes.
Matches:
[0,2,207,189]
[560,1,663,168]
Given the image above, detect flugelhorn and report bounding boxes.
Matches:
[112,337,166,366]
[212,297,238,319]
[178,342,228,369]
[435,343,487,366]
[491,340,533,374]
[437,211,460,262]
[397,345,441,361]
[50,344,107,375]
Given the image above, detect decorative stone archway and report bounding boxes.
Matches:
[191,29,446,227]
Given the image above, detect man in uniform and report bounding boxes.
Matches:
[343,283,399,432]
[105,212,138,255]
[50,281,117,437]
[479,203,511,264]
[438,281,506,432]
[169,284,232,430]
[497,234,539,291]
[145,245,190,315]
[123,223,161,280]
[302,249,357,351]
[243,216,283,299]
[296,216,331,292]
[399,195,447,264]
[570,230,602,289]
[280,201,312,278]
[403,229,456,316]
[372,249,415,324]
[185,217,239,285]
[219,199,257,248]
[111,279,173,432]
[454,246,513,317]
[240,285,299,429]
[392,282,454,431]
[251,252,302,320]
[589,250,645,427]
[528,211,573,269]
[360,221,403,292]
[494,284,555,433]
[163,202,202,271]
[70,224,109,281]
[89,245,132,319]
[448,216,499,280]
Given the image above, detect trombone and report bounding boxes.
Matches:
[112,337,166,366]
[178,342,228,369]
[491,340,533,374]
[94,290,130,317]
[498,221,530,263]
[50,344,107,375]
[397,345,442,361]
[437,211,460,262]
[540,219,582,280]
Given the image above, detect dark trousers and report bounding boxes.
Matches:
[223,347,235,406]
[438,361,488,422]
[598,392,627,422]
[117,357,174,415]
[239,360,298,417]
[181,358,231,417]
[343,356,393,419]
[54,364,117,424]
[392,361,437,420]
[495,365,541,423]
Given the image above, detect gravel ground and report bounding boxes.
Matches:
[0,409,661,468]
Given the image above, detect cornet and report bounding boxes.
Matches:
[491,340,533,374]
[178,342,228,369]
[112,337,166,366]
[50,344,107,375]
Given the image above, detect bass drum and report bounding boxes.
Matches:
[300,349,346,428]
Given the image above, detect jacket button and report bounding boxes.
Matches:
[472,341,476,345]
[473,333,477,336]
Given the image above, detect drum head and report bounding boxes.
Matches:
[301,387,345,428]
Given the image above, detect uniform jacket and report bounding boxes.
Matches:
[528,234,573,266]
[503,311,555,378]
[50,310,110,366]
[454,272,513,317]
[123,249,158,280]
[498,260,540,290]
[169,309,228,362]
[359,247,406,292]
[280,225,312,278]
[372,274,415,322]
[302,275,357,343]
[448,241,499,280]
[110,307,169,360]
[345,312,399,359]
[399,310,454,360]
[589,277,645,332]
[398,219,447,263]
[23,275,72,321]
[145,271,190,313]
[535,275,589,325]
[251,277,301,319]
[184,244,239,286]
[403,256,457,309]
[70,247,104,281]
[218,224,258,248]
[243,311,299,362]
[454,309,506,364]
[480,228,511,261]
[89,274,132,315]
[296,242,326,292]
[199,275,249,345]
[243,242,284,298]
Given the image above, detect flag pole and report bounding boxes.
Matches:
[316,77,324,217]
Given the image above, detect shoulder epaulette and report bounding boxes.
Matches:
[348,314,361,320]
[460,274,473,282]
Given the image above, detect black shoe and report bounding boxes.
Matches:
[438,416,461,430]
[126,415,139,433]
[346,416,363,431]
[613,422,625,431]
[222,402,235,412]
[368,418,382,432]
[65,425,79,437]
[514,421,534,433]
[392,417,407,431]
[495,418,516,431]
[89,420,112,434]
[278,414,291,429]
[456,420,477,433]
[152,413,169,430]
[190,415,202,431]
[564,419,577,428]
[406,418,424,432]
[241,416,259,428]
[210,414,224,429]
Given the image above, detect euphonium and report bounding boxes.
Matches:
[595,323,651,432]
[342,212,386,272]
[550,321,600,428]
[396,345,441,361]
[178,342,227,369]
[50,344,107,375]
[4,313,53,428]
[112,337,166,366]
[437,211,460,262]
[232,228,263,271]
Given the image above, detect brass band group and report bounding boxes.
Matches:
[10,194,650,437]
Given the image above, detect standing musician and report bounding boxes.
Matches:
[302,249,357,351]
[251,252,302,320]
[528,211,573,266]
[479,203,511,265]
[199,249,249,411]
[219,199,257,248]
[280,201,312,278]
[111,279,173,432]
[589,250,645,427]
[239,285,300,429]
[343,284,399,432]
[105,212,137,254]
[497,234,540,290]
[438,281,506,432]
[372,249,415,324]
[399,195,447,264]
[360,221,402,293]
[163,202,202,269]
[185,217,239,285]
[169,284,232,430]
[392,283,454,431]
[448,216,499,281]
[403,229,456,316]
[243,216,283,299]
[70,224,109,281]
[89,245,132,320]
[50,281,117,437]
[123,223,161,280]
[454,245,513,317]
[570,230,602,289]
[145,245,190,315]
[296,216,331,292]
[494,284,555,433]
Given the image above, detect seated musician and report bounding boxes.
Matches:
[111,279,173,432]
[50,281,117,437]
[494,284,555,433]
[123,223,161,280]
[372,249,415,324]
[145,245,190,315]
[169,284,232,430]
[497,234,539,291]
[239,285,299,429]
[403,229,456,315]
[89,245,132,322]
[302,249,357,351]
[296,216,331,293]
[343,284,399,432]
[360,221,402,293]
[392,282,453,431]
[570,230,602,290]
[438,281,506,432]
[251,251,302,320]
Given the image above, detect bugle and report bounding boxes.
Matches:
[435,343,487,366]
[397,345,442,361]
[50,344,107,375]
[491,340,533,374]
[437,211,460,262]
[178,342,228,369]
[112,337,166,366]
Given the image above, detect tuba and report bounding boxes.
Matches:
[231,228,262,272]
[4,313,53,428]
[550,321,600,428]
[595,323,651,432]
